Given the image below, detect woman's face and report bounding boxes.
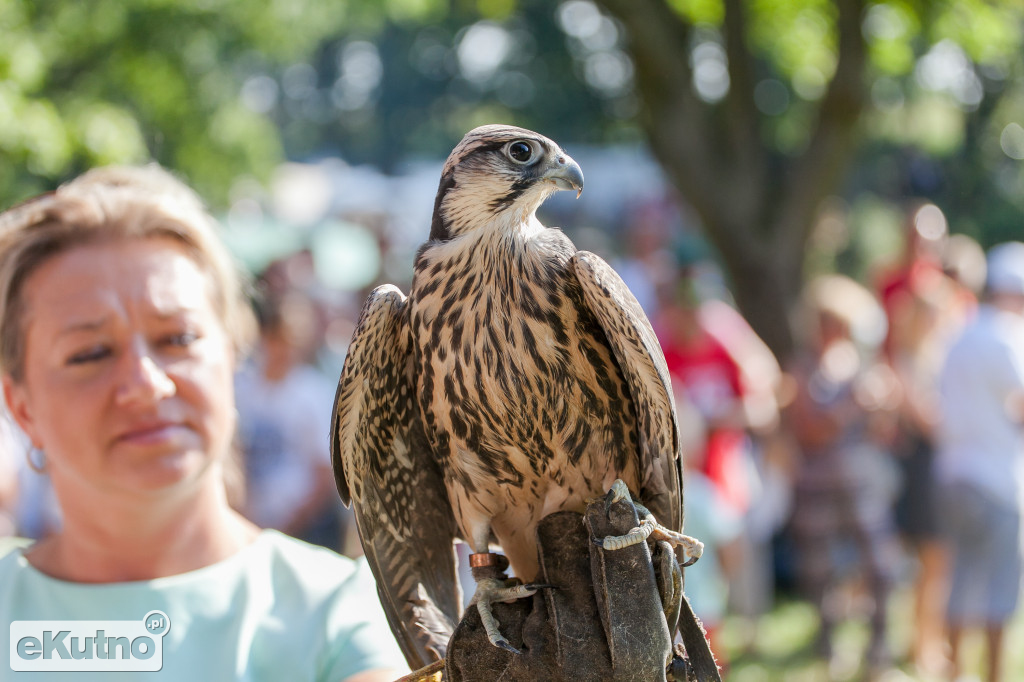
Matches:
[3,237,236,501]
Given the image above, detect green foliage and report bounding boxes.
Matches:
[277,0,632,171]
[931,0,1022,65]
[866,93,965,155]
[2,0,1022,264]
[748,0,837,82]
[0,0,350,207]
[863,2,920,76]
[667,0,724,25]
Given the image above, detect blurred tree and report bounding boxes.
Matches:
[271,1,634,168]
[0,0,352,205]
[590,0,1023,358]
[264,0,1024,359]
[3,0,1022,359]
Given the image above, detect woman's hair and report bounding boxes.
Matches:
[0,164,255,381]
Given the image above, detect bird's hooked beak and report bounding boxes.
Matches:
[543,153,584,198]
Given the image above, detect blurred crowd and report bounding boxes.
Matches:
[646,202,1024,682]
[2,186,1023,682]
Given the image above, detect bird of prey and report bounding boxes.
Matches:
[332,124,701,669]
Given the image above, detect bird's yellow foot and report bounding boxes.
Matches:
[595,479,705,566]
[470,576,554,653]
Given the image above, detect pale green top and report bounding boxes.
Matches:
[0,530,407,681]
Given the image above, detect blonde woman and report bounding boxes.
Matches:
[0,166,406,681]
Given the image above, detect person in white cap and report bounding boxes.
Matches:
[936,241,1024,682]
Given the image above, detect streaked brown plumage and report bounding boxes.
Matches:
[332,125,684,669]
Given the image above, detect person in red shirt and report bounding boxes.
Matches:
[658,278,752,513]
[656,271,788,656]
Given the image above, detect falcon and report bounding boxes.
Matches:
[332,124,701,669]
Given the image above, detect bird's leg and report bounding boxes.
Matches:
[467,552,553,654]
[470,576,543,654]
[595,479,705,567]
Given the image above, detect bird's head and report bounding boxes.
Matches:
[429,124,584,242]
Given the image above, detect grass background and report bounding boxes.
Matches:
[716,587,1024,681]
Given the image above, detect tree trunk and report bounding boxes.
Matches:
[597,0,868,362]
[710,228,805,361]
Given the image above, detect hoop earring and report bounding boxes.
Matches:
[26,446,46,474]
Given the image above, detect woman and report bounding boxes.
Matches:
[0,165,407,681]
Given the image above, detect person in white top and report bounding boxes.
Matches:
[936,241,1024,682]
[0,165,406,681]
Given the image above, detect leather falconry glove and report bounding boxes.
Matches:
[398,493,722,682]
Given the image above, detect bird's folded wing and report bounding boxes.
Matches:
[331,284,461,669]
[570,252,683,532]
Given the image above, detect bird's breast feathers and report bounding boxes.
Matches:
[410,224,639,501]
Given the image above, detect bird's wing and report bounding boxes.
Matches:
[331,284,461,669]
[570,251,683,532]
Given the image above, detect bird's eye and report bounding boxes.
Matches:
[507,141,534,164]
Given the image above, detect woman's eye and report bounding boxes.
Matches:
[67,346,111,365]
[163,332,199,348]
[507,141,534,164]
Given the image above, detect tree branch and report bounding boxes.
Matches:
[597,0,761,251]
[596,1,718,208]
[722,0,766,202]
[776,0,868,255]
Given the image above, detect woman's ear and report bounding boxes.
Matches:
[3,376,40,448]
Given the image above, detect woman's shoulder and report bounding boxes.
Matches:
[0,536,32,559]
[254,524,352,561]
[247,530,368,596]
[244,532,407,678]
[255,530,357,570]
[0,539,31,581]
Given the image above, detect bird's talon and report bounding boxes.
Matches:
[495,639,520,655]
[604,478,632,515]
[525,583,558,591]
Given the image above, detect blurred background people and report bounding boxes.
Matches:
[934,241,1024,682]
[884,276,954,676]
[783,274,902,676]
[610,198,680,317]
[876,202,948,361]
[656,267,787,655]
[235,288,344,551]
[940,233,988,323]
[657,275,755,515]
[676,411,743,673]
[875,204,973,675]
